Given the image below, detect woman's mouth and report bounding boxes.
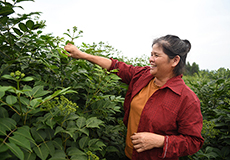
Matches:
[150,64,156,69]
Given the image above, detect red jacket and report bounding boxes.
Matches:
[108,58,204,160]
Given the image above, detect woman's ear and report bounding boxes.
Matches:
[172,55,180,67]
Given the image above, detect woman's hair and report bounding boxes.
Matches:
[152,35,191,76]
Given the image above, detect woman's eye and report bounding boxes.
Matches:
[151,52,159,57]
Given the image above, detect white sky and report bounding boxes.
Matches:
[15,0,230,71]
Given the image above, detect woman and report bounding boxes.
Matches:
[64,35,204,160]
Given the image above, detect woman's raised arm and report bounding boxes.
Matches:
[64,43,112,70]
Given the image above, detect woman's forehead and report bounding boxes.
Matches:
[152,44,164,52]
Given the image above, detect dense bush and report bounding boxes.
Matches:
[0,1,128,159]
[1,1,230,160]
[183,68,230,160]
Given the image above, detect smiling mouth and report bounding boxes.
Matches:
[150,65,156,69]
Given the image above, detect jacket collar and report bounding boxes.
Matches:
[160,75,184,96]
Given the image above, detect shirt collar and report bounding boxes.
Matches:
[160,75,184,96]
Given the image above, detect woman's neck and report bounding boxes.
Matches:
[154,75,175,87]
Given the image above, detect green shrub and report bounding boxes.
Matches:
[0,1,126,159]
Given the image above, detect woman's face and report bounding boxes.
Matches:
[149,44,175,78]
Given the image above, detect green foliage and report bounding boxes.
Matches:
[184,61,200,76]
[183,68,230,160]
[0,1,126,159]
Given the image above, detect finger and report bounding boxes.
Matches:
[131,139,140,145]
[133,143,147,153]
[136,147,145,153]
[133,143,143,151]
[67,43,73,46]
[130,133,138,140]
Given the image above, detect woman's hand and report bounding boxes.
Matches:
[130,132,165,153]
[64,43,87,59]
[64,43,112,70]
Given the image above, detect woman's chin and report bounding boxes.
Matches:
[150,69,156,76]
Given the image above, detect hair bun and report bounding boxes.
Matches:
[183,39,191,53]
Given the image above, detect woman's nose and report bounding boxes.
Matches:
[149,56,155,62]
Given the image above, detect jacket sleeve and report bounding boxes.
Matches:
[108,58,143,85]
[160,100,204,158]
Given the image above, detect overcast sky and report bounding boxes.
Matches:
[15,0,230,71]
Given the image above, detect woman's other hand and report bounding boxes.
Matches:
[131,132,165,153]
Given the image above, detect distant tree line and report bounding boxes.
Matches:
[184,62,200,76]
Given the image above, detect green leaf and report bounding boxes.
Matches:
[0,16,8,25]
[44,141,55,157]
[31,86,43,97]
[68,147,86,156]
[216,78,225,85]
[64,33,71,38]
[54,126,64,136]
[53,87,77,97]
[1,74,15,81]
[32,24,41,30]
[0,107,9,118]
[72,132,79,142]
[76,117,86,128]
[5,142,24,160]
[23,85,32,97]
[66,120,76,130]
[78,128,89,136]
[23,151,36,160]
[20,97,30,106]
[0,118,16,135]
[0,152,12,159]
[13,126,34,141]
[0,86,16,99]
[96,140,106,149]
[13,28,23,36]
[0,6,14,16]
[220,146,230,157]
[86,117,104,128]
[88,139,105,152]
[49,150,66,160]
[0,143,8,152]
[66,114,79,121]
[45,128,55,140]
[79,136,89,150]
[31,128,46,142]
[21,77,33,82]
[26,20,34,29]
[88,139,99,147]
[6,95,17,105]
[9,135,32,152]
[52,138,63,150]
[0,86,15,93]
[0,91,4,99]
[19,23,28,32]
[46,118,56,129]
[35,90,51,98]
[42,87,75,102]
[54,126,73,138]
[106,146,119,152]
[30,98,42,108]
[33,143,49,160]
[70,155,87,160]
[31,86,51,98]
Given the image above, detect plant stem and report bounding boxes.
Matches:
[17,80,24,123]
[3,128,17,144]
[0,99,20,115]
